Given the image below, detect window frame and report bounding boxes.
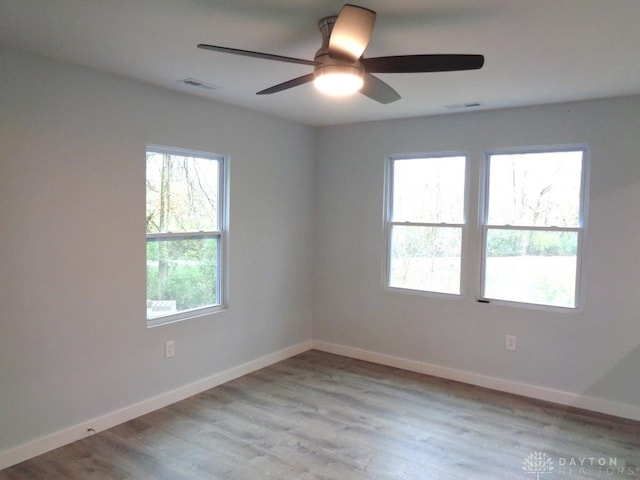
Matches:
[384,152,469,298]
[146,144,229,327]
[478,145,589,311]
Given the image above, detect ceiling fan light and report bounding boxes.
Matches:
[314,65,364,96]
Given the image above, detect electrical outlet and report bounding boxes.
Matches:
[505,335,517,351]
[165,340,175,358]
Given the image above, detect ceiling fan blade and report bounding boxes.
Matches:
[328,4,376,62]
[363,54,484,73]
[360,73,401,104]
[198,44,315,66]
[256,73,315,95]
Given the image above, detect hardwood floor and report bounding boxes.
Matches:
[2,350,639,479]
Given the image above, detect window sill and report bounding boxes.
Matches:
[146,304,228,328]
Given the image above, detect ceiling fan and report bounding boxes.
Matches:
[198,4,484,104]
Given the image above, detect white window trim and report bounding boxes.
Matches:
[383,152,469,298]
[146,145,229,328]
[477,144,589,312]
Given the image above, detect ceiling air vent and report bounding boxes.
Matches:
[178,78,222,91]
[445,102,483,110]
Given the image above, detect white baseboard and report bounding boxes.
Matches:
[0,340,313,470]
[4,339,638,470]
[312,340,640,422]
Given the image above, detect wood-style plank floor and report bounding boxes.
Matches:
[2,350,639,479]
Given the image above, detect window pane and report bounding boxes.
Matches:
[389,225,462,294]
[487,151,583,227]
[484,229,578,307]
[146,237,219,318]
[146,152,220,233]
[392,156,465,223]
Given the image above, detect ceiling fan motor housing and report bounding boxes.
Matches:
[315,16,338,60]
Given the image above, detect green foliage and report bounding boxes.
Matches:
[392,225,460,259]
[486,230,523,257]
[147,263,216,311]
[487,229,577,257]
[389,225,462,294]
[526,231,577,256]
[146,238,218,311]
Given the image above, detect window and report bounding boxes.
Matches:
[385,154,467,295]
[480,148,587,309]
[146,146,227,326]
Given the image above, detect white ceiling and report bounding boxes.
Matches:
[2,0,639,126]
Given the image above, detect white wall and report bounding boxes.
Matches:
[2,44,640,467]
[314,98,640,412]
[0,47,315,457]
